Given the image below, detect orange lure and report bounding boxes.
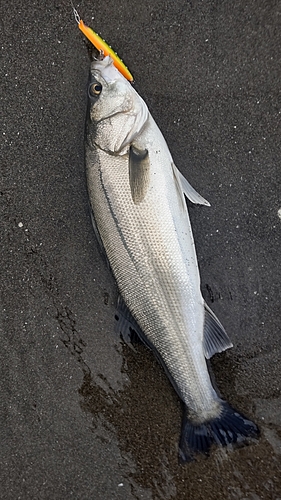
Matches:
[73,7,134,82]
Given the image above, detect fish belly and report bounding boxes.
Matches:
[86,137,218,421]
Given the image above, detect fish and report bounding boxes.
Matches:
[85,55,259,462]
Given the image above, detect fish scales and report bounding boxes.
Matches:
[85,56,259,461]
[87,145,213,410]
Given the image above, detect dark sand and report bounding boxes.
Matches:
[1,0,281,498]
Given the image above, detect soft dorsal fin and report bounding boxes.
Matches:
[129,145,150,204]
[115,295,153,349]
[172,163,210,206]
[203,302,233,359]
[114,295,146,346]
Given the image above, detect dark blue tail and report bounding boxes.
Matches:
[179,401,259,463]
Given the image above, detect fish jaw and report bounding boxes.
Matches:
[88,57,149,154]
[91,55,124,84]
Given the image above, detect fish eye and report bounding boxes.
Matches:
[90,82,102,96]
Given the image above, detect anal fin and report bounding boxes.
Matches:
[203,302,233,359]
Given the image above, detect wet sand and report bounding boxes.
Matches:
[1,0,281,498]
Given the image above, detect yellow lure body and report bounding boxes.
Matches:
[78,20,134,82]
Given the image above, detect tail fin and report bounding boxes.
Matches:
[179,402,259,463]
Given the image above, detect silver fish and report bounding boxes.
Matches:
[85,56,258,461]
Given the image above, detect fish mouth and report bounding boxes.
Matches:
[90,55,124,84]
[95,49,105,61]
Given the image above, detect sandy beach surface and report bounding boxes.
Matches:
[1,0,281,498]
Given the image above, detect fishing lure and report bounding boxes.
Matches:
[72,7,134,82]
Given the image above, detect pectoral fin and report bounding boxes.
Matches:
[203,302,233,359]
[172,163,210,206]
[129,145,150,204]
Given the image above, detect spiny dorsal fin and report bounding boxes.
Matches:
[89,206,111,270]
[203,302,233,359]
[129,145,150,204]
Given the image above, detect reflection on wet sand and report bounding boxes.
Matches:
[79,338,281,499]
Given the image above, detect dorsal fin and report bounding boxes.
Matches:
[114,295,146,346]
[203,302,233,359]
[89,206,111,270]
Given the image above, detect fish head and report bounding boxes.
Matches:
[87,56,149,154]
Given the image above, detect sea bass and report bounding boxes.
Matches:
[85,55,258,461]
